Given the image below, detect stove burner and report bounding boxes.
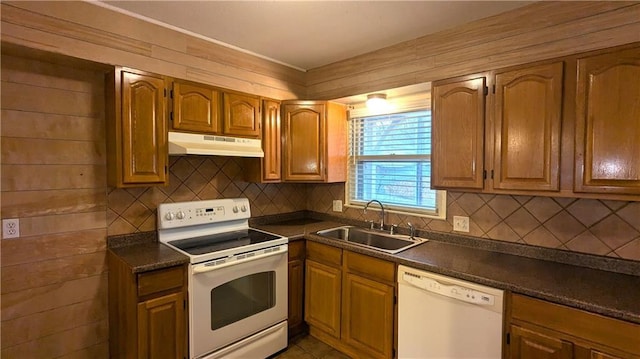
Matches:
[168,229,281,256]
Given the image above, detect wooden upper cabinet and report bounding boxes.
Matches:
[432,76,486,189]
[171,80,221,134]
[261,99,282,181]
[574,47,640,195]
[106,67,168,187]
[223,92,261,138]
[493,62,563,192]
[282,101,347,182]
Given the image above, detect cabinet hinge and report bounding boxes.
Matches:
[170,89,174,98]
[165,165,168,174]
[491,170,494,179]
[170,111,174,121]
[392,348,396,358]
[483,86,489,96]
[183,299,186,310]
[506,332,510,345]
[492,84,496,94]
[483,170,487,180]
[393,295,397,305]
[164,88,167,97]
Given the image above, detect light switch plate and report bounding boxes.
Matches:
[453,216,469,232]
[332,200,343,212]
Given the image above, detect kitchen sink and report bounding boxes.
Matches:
[316,226,426,254]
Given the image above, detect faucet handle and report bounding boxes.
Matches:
[389,224,398,235]
[366,219,375,230]
[407,222,416,238]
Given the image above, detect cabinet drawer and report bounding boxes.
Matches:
[306,241,341,267]
[289,240,305,261]
[344,251,395,283]
[138,266,184,297]
[511,294,640,356]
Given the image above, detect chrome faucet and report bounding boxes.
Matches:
[407,222,416,238]
[363,199,385,230]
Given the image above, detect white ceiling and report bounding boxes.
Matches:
[100,1,531,71]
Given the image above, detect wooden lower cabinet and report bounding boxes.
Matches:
[288,240,306,337]
[304,241,396,358]
[108,251,187,359]
[305,259,342,337]
[342,272,395,358]
[508,294,640,359]
[137,292,185,359]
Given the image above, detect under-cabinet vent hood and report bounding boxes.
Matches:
[168,131,264,157]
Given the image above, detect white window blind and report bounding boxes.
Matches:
[347,109,445,218]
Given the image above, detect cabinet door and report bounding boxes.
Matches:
[262,99,282,181]
[510,325,573,359]
[282,103,325,181]
[432,76,486,189]
[223,92,261,138]
[137,292,185,359]
[288,258,304,334]
[172,80,221,133]
[304,259,341,338]
[121,70,167,185]
[575,47,640,194]
[493,62,563,191]
[341,272,394,359]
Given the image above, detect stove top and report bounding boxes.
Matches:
[168,229,282,256]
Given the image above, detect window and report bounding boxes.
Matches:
[347,99,446,219]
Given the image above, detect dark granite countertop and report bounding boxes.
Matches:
[254,219,640,325]
[107,232,189,273]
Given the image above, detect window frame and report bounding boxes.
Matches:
[344,93,446,220]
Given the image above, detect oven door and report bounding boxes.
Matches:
[189,245,288,358]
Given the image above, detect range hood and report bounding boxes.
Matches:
[168,131,264,157]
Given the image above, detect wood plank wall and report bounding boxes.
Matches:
[0,55,109,357]
[0,1,306,100]
[306,1,640,99]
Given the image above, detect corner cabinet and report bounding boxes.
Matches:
[171,79,222,134]
[108,253,187,359]
[507,294,640,359]
[574,47,640,195]
[281,101,347,182]
[106,67,168,187]
[305,242,396,359]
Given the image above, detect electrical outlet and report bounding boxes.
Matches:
[332,200,343,212]
[3,218,20,239]
[453,216,469,233]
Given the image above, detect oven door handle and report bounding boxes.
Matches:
[192,246,287,274]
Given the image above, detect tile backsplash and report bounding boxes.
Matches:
[108,158,640,262]
[107,156,307,235]
[307,184,640,261]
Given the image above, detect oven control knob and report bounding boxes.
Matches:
[232,206,239,213]
[164,212,175,221]
[240,205,247,212]
[176,211,186,220]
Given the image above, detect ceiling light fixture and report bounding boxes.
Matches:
[366,93,388,112]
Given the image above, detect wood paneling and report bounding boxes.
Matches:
[1,1,305,100]
[1,52,108,357]
[1,320,108,358]
[2,298,107,348]
[306,2,640,99]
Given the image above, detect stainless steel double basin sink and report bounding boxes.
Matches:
[316,226,426,254]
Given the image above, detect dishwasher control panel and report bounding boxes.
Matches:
[402,272,495,305]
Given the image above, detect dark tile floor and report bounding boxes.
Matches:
[272,335,351,359]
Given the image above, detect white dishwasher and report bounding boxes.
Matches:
[398,265,505,359]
